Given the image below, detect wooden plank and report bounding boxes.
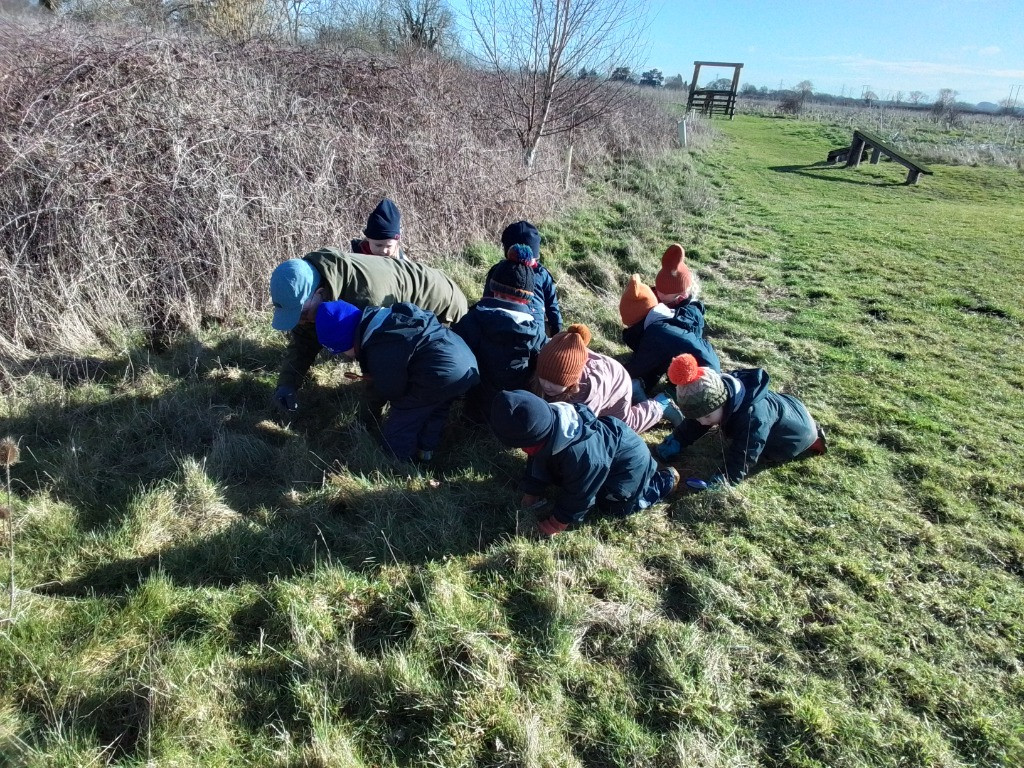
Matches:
[870,147,882,164]
[693,61,744,68]
[846,135,866,168]
[853,129,932,174]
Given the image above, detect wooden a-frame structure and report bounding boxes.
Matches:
[686,61,743,119]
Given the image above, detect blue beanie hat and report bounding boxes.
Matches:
[364,198,402,240]
[270,258,321,331]
[501,221,541,263]
[490,390,554,448]
[315,300,363,354]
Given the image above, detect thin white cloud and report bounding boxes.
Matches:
[978,46,1001,56]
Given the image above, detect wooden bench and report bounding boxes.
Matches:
[843,129,933,184]
[827,144,870,164]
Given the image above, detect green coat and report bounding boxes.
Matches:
[277,249,468,388]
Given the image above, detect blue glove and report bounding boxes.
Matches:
[272,385,298,412]
[655,434,682,461]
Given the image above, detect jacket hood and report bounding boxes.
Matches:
[549,401,587,455]
[723,368,769,418]
[473,297,537,329]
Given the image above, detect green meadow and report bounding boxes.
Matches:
[2,115,1023,767]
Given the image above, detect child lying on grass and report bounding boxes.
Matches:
[533,323,682,432]
[490,390,679,536]
[655,354,826,487]
[620,244,720,399]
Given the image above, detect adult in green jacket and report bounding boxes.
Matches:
[269,248,468,411]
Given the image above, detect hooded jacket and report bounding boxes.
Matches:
[521,403,658,524]
[355,303,478,408]
[623,300,721,393]
[669,368,818,483]
[453,297,546,397]
[277,249,468,389]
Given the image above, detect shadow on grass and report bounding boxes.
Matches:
[769,162,906,186]
[10,330,528,597]
[36,473,517,596]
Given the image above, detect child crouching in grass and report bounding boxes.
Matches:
[316,299,478,463]
[620,244,721,398]
[655,353,826,487]
[452,259,546,424]
[490,390,679,536]
[484,222,562,336]
[533,323,683,433]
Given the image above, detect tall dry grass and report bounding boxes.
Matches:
[0,19,676,364]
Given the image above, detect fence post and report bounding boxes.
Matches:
[678,120,688,147]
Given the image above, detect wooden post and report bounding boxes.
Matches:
[686,62,702,113]
[870,147,882,164]
[906,169,921,185]
[846,134,866,167]
[729,65,743,119]
[564,143,573,190]
[678,120,688,147]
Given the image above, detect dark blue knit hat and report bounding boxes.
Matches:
[489,260,535,301]
[364,198,401,240]
[490,390,554,448]
[501,221,541,263]
[315,300,363,354]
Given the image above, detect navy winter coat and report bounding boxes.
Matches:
[521,403,658,524]
[670,368,818,483]
[484,261,562,335]
[453,297,546,408]
[623,301,720,393]
[356,303,478,408]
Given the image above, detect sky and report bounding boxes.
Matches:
[450,0,1024,106]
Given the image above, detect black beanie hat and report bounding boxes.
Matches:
[490,390,554,448]
[364,198,401,240]
[489,260,535,302]
[500,221,541,262]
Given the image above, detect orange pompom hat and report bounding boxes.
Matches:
[619,274,658,327]
[654,244,693,297]
[668,353,727,419]
[536,324,591,388]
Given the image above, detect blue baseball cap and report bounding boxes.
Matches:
[270,259,320,331]
[315,300,363,354]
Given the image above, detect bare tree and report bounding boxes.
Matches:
[467,0,650,169]
[908,90,926,106]
[796,79,813,104]
[396,0,454,51]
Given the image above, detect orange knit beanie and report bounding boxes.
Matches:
[619,274,658,327]
[654,244,693,297]
[537,324,591,388]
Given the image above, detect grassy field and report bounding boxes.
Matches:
[2,114,1023,767]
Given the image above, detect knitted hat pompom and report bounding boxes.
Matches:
[668,353,701,386]
[506,244,536,265]
[566,323,592,347]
